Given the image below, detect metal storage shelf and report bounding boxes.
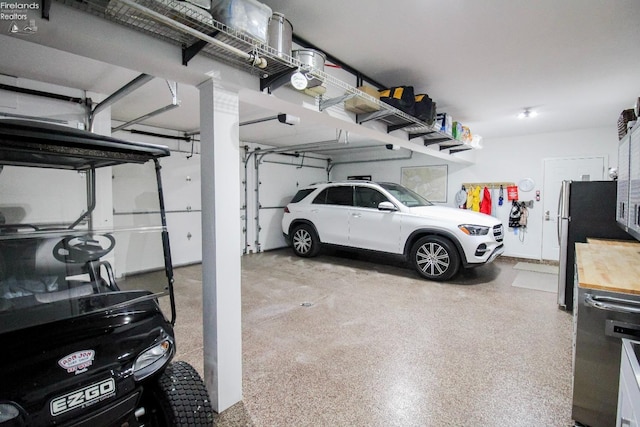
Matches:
[60,0,473,154]
[355,108,467,150]
[61,0,291,76]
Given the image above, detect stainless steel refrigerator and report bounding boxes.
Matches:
[557,180,633,311]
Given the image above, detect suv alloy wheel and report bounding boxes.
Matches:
[410,236,460,281]
[291,224,320,257]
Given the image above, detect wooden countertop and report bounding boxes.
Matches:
[586,238,640,247]
[576,241,640,294]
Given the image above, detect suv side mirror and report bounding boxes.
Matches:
[378,201,398,212]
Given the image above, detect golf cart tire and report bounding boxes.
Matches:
[152,361,214,426]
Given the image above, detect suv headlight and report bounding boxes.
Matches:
[458,224,489,236]
[133,334,174,381]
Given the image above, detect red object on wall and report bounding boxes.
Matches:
[507,185,519,201]
[480,187,492,214]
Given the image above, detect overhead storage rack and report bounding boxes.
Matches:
[59,0,474,155]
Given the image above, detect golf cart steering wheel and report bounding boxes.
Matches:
[53,234,116,264]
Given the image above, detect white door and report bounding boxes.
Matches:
[309,185,352,246]
[541,156,606,260]
[348,186,403,253]
[349,208,403,253]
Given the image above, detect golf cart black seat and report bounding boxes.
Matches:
[0,236,113,299]
[33,284,94,303]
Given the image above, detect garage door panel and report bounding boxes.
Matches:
[166,211,202,266]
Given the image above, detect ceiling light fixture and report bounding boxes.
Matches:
[518,109,538,119]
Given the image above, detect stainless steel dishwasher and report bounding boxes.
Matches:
[573,286,640,427]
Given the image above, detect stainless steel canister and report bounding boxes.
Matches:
[292,48,326,88]
[268,12,292,57]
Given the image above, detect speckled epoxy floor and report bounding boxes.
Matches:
[168,249,574,427]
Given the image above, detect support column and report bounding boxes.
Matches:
[198,78,242,413]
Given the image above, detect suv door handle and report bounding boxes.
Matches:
[351,213,361,218]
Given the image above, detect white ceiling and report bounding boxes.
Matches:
[259,0,640,139]
[1,0,639,145]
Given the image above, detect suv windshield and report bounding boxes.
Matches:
[0,120,172,335]
[379,182,433,207]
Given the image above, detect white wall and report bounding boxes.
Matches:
[0,78,112,230]
[110,126,329,267]
[0,77,206,276]
[0,75,90,128]
[0,76,119,265]
[242,142,329,253]
[455,127,617,260]
[330,126,619,260]
[111,124,203,271]
[4,76,621,263]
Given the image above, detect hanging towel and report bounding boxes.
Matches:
[480,186,492,215]
[471,186,481,212]
[491,188,498,217]
[466,187,474,210]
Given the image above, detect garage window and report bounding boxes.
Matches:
[313,186,353,206]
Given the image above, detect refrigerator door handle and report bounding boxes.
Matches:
[557,181,570,245]
[585,293,640,314]
[556,185,563,245]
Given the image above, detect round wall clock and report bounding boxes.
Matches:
[518,178,535,192]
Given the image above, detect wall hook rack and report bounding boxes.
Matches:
[461,182,515,190]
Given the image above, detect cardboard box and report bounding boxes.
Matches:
[345,86,381,114]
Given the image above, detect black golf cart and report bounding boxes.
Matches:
[0,119,213,426]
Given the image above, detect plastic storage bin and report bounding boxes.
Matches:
[210,0,272,43]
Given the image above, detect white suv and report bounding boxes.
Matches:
[282,181,504,281]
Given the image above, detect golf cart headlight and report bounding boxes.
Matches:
[458,224,489,236]
[0,403,20,423]
[133,338,173,381]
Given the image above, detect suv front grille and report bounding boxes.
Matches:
[493,224,504,242]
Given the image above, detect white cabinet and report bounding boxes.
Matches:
[618,132,630,228]
[618,124,640,239]
[618,339,640,427]
[630,125,640,237]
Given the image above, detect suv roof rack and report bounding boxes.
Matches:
[308,180,377,186]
